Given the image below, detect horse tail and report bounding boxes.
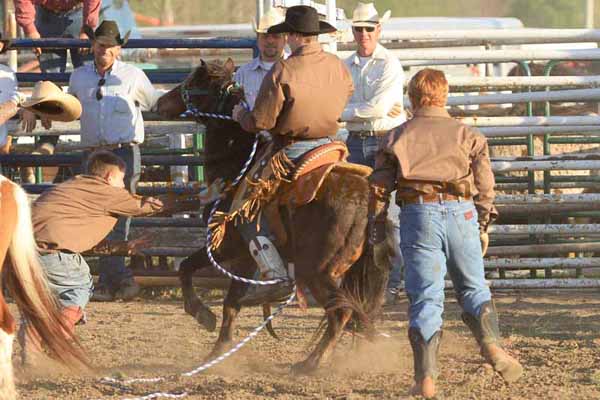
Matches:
[3,180,89,369]
[338,245,390,338]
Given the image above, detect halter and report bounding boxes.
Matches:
[179,72,245,120]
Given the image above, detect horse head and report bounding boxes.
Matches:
[157,58,244,120]
[158,59,254,185]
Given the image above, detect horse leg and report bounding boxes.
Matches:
[291,277,353,374]
[179,247,217,331]
[0,294,16,400]
[207,279,248,358]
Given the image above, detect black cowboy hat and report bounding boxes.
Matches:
[268,5,336,35]
[84,20,130,46]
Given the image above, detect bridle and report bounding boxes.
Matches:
[179,70,245,121]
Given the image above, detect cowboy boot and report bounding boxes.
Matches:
[462,301,523,383]
[408,328,442,399]
[60,306,84,339]
[239,235,293,306]
[17,322,42,367]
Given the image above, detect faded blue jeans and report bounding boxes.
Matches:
[346,133,404,289]
[91,145,141,291]
[39,252,94,309]
[401,200,492,341]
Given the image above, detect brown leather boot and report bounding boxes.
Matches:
[408,328,441,399]
[462,301,523,383]
[60,306,84,339]
[17,322,42,367]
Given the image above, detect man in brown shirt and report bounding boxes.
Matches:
[230,5,353,304]
[369,69,522,398]
[30,151,173,336]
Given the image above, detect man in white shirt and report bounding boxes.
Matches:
[340,2,405,300]
[68,20,161,302]
[233,8,287,109]
[0,40,37,157]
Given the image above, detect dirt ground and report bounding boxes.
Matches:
[10,290,600,400]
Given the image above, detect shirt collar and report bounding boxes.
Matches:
[93,59,120,77]
[413,106,451,118]
[291,41,322,57]
[351,43,386,65]
[250,50,291,71]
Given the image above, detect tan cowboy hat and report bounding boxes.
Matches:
[350,2,391,27]
[22,81,82,122]
[252,8,285,33]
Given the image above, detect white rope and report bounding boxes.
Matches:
[98,288,297,400]
[94,101,297,400]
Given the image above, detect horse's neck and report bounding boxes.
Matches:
[205,122,253,182]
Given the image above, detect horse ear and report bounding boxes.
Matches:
[224,58,235,75]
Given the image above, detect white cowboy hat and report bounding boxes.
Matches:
[22,81,82,122]
[350,2,391,27]
[252,8,286,34]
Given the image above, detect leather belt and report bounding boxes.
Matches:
[349,130,388,138]
[399,193,472,206]
[89,142,136,151]
[42,2,83,15]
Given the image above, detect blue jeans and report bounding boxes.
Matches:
[39,252,94,309]
[346,133,404,288]
[283,137,334,161]
[35,5,92,150]
[401,200,492,341]
[92,145,141,290]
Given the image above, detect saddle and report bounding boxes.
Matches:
[208,140,370,250]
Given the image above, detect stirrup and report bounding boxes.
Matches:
[238,282,293,306]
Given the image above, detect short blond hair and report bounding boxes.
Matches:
[408,68,449,109]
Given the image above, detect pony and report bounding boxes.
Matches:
[0,174,88,399]
[157,59,389,373]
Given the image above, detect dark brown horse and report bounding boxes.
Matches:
[157,59,388,373]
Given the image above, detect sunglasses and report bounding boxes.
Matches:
[96,78,106,101]
[353,26,376,33]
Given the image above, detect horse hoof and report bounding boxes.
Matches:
[291,359,318,375]
[195,306,217,332]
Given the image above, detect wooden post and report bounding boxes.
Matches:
[160,0,174,26]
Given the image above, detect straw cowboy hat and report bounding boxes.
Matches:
[22,81,82,122]
[350,2,391,27]
[83,20,130,46]
[253,8,286,33]
[268,5,336,35]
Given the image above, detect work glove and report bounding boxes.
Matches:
[480,231,489,256]
[367,184,390,246]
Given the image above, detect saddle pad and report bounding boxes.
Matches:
[331,161,373,177]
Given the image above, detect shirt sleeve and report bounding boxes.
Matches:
[83,0,102,30]
[369,128,400,194]
[470,129,498,227]
[134,70,161,111]
[341,58,404,122]
[105,187,165,217]
[245,62,286,132]
[14,0,37,35]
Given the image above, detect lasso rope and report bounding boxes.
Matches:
[98,288,296,400]
[98,106,296,400]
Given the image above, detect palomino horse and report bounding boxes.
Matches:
[0,174,88,399]
[157,59,389,373]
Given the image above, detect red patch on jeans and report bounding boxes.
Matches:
[464,210,474,220]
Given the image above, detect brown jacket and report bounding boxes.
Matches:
[370,106,497,227]
[32,175,166,253]
[240,41,354,140]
